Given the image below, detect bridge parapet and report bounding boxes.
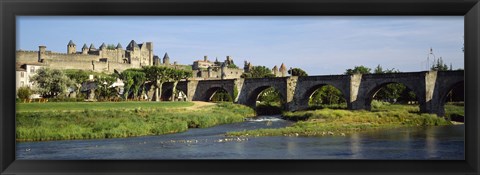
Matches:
[167,71,463,116]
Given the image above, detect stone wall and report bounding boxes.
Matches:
[45,60,94,71]
[45,52,99,62]
[16,51,38,63]
[109,62,135,72]
[99,49,125,63]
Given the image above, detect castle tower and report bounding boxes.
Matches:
[38,46,46,62]
[116,43,123,63]
[99,43,107,50]
[279,63,287,77]
[244,61,252,72]
[163,52,170,65]
[67,40,76,54]
[116,43,123,50]
[89,44,96,51]
[145,42,153,66]
[272,65,279,77]
[126,40,140,51]
[81,44,88,54]
[221,62,227,79]
[126,40,140,66]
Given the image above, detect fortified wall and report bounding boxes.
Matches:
[16,40,154,73]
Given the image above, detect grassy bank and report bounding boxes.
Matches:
[16,102,255,142]
[17,101,194,112]
[227,103,461,137]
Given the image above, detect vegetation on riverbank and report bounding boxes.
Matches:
[16,101,194,112]
[16,102,255,142]
[227,102,462,137]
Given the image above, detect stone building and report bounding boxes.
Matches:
[193,56,244,80]
[272,63,287,77]
[15,63,44,98]
[16,40,155,73]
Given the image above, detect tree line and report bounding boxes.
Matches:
[17,66,192,102]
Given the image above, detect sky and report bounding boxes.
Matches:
[17,16,464,75]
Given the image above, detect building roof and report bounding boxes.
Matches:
[89,43,96,50]
[126,40,139,50]
[16,63,26,71]
[82,44,88,49]
[68,40,76,46]
[163,52,170,60]
[116,43,123,49]
[280,63,286,71]
[99,43,106,49]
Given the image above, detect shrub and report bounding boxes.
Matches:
[17,87,32,101]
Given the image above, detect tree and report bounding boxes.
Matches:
[227,63,238,69]
[374,65,383,74]
[309,85,345,106]
[94,74,117,100]
[241,66,275,78]
[65,69,91,98]
[30,68,72,98]
[431,57,449,71]
[345,65,371,75]
[170,69,192,101]
[143,66,173,102]
[257,87,283,105]
[374,83,406,103]
[131,70,146,100]
[288,68,308,76]
[17,87,32,102]
[120,70,135,100]
[107,44,116,50]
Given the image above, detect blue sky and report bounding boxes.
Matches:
[17,16,464,75]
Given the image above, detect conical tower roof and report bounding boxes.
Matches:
[68,40,76,46]
[99,42,106,49]
[273,65,278,70]
[279,63,286,71]
[116,43,123,49]
[82,44,88,49]
[126,40,139,50]
[89,43,96,50]
[163,52,170,60]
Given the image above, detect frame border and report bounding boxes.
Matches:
[1,0,479,174]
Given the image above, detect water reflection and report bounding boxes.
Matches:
[16,116,464,160]
[349,133,362,159]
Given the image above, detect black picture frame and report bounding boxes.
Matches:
[1,0,479,174]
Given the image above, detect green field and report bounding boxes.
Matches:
[16,102,255,141]
[16,101,194,112]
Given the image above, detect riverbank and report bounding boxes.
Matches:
[227,103,463,137]
[16,102,255,142]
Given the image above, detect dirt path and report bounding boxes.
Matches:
[183,101,216,110]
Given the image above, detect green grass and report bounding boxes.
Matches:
[16,102,255,142]
[227,103,454,137]
[16,101,194,112]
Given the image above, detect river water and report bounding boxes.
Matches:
[16,115,464,160]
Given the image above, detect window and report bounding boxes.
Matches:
[30,66,35,73]
[20,72,24,78]
[20,81,24,87]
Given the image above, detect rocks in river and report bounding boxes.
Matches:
[215,137,249,143]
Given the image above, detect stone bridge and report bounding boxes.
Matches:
[159,70,464,116]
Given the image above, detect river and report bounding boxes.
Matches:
[16,115,464,159]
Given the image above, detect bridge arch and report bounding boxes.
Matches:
[245,85,286,108]
[301,84,348,109]
[362,80,423,111]
[205,87,233,102]
[437,80,464,117]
